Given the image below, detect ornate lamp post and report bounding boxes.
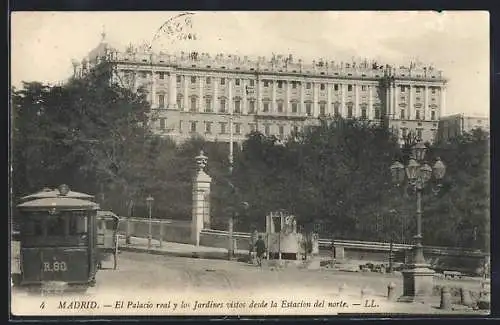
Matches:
[146,195,155,250]
[390,140,446,302]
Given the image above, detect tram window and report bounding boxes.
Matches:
[23,217,43,236]
[46,215,66,236]
[105,220,117,230]
[69,214,88,235]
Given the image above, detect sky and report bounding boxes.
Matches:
[11,11,489,117]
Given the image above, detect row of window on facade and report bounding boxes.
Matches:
[157,95,437,120]
[158,119,299,137]
[130,71,441,94]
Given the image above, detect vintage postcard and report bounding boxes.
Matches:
[10,11,490,317]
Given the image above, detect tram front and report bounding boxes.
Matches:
[16,185,100,291]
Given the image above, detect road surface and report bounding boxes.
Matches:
[11,252,488,316]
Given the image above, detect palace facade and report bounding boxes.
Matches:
[75,35,447,144]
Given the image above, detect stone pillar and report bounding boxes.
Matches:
[300,82,305,114]
[286,81,291,114]
[423,85,429,121]
[168,72,177,110]
[440,86,446,117]
[191,151,212,246]
[368,85,374,120]
[354,84,360,118]
[198,76,204,113]
[271,80,276,113]
[341,84,347,117]
[213,77,219,112]
[151,65,157,109]
[313,83,319,117]
[183,76,189,111]
[242,79,248,114]
[327,83,332,115]
[408,85,413,120]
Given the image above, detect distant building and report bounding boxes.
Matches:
[73,34,447,145]
[437,114,490,142]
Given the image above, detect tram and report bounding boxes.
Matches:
[97,210,120,270]
[14,185,100,292]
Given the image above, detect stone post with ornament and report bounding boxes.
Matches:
[191,151,212,246]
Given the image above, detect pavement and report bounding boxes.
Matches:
[11,251,489,316]
[118,236,249,260]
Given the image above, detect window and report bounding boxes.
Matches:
[249,80,255,86]
[361,85,367,91]
[235,79,240,86]
[277,102,283,113]
[334,103,340,116]
[292,81,297,89]
[158,94,165,108]
[278,125,284,137]
[159,118,166,130]
[320,84,325,91]
[416,97,421,101]
[361,108,367,119]
[402,128,407,137]
[206,77,211,84]
[431,111,436,120]
[190,97,197,111]
[416,128,423,139]
[46,215,66,236]
[400,109,405,119]
[416,87,421,93]
[306,82,311,89]
[159,72,165,80]
[220,122,227,134]
[248,100,255,113]
[264,81,269,87]
[205,99,212,112]
[305,103,312,116]
[176,75,181,83]
[177,98,182,109]
[220,78,225,85]
[348,85,353,92]
[141,71,147,79]
[278,81,283,89]
[319,103,326,116]
[263,102,270,112]
[400,85,405,92]
[249,123,257,132]
[416,110,421,120]
[220,99,226,112]
[400,96,406,102]
[191,76,196,84]
[431,88,436,94]
[234,100,241,113]
[334,84,339,91]
[374,107,380,119]
[264,125,270,136]
[235,123,241,134]
[190,121,197,133]
[205,122,212,133]
[347,103,353,118]
[292,102,298,113]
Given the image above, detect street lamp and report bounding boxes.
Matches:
[146,195,155,250]
[390,140,446,301]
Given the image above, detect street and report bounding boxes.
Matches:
[11,252,488,316]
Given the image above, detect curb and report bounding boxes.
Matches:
[119,245,248,261]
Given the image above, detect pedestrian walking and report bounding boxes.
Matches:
[254,235,266,267]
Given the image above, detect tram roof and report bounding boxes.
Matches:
[17,197,99,211]
[20,189,95,201]
[97,210,120,220]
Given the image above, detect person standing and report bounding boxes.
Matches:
[255,235,266,267]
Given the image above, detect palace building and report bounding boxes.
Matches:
[74,34,447,144]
